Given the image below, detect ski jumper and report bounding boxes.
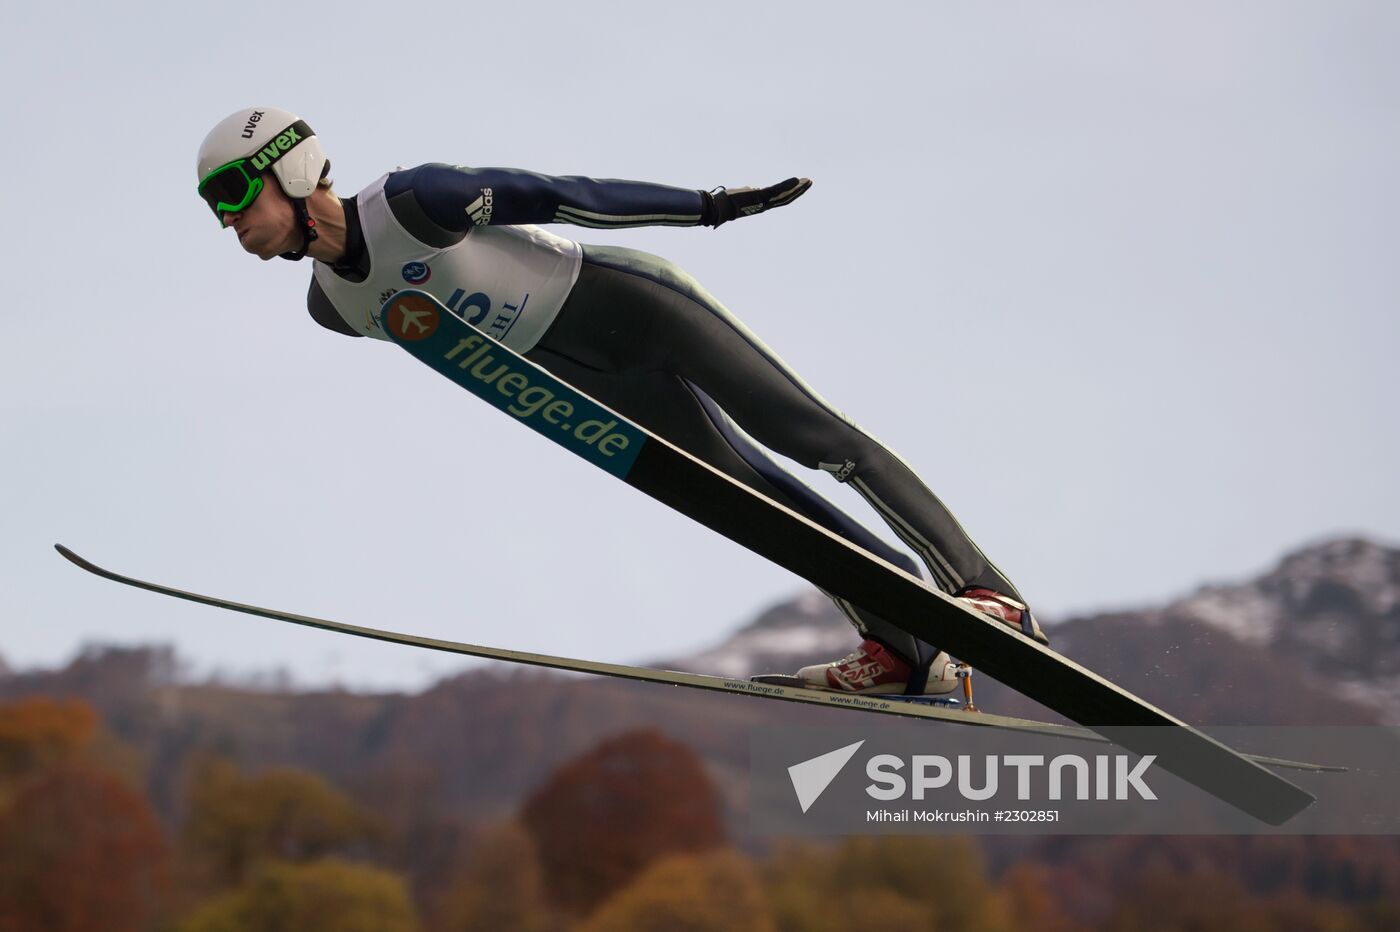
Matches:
[309,164,1028,669]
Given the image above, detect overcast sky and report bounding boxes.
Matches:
[3,1,1397,691]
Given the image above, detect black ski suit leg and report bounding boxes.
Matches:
[528,245,1026,665]
[523,345,936,666]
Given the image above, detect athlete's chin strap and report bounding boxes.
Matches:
[279,198,319,262]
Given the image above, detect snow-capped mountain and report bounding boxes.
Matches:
[660,536,1400,724]
[1165,537,1400,720]
[653,590,856,678]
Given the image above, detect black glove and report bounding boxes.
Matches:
[701,177,811,227]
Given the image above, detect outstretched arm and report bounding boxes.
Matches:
[386,163,810,232]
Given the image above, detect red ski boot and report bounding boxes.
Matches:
[955,587,1050,646]
[794,639,959,695]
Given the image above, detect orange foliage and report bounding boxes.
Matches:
[176,858,421,932]
[0,764,169,932]
[998,862,1089,932]
[0,697,98,784]
[433,821,560,932]
[579,849,774,932]
[520,728,725,916]
[1026,835,1400,925]
[180,756,383,892]
[763,837,1013,932]
[1101,868,1368,932]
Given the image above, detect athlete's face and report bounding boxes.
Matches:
[220,181,301,261]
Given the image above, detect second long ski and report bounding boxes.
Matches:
[375,290,1314,825]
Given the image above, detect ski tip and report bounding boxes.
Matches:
[53,543,94,572]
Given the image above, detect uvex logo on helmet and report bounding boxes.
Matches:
[249,125,305,172]
[240,110,265,139]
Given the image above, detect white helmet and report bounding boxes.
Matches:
[197,106,329,203]
[197,106,330,259]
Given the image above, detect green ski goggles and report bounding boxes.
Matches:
[198,160,265,224]
[197,119,314,224]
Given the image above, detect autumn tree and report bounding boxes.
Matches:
[578,849,775,932]
[1025,835,1400,925]
[0,764,169,932]
[176,859,420,932]
[996,862,1089,932]
[1100,867,1367,932]
[520,728,725,916]
[0,696,97,789]
[180,756,383,892]
[763,836,1012,932]
[433,821,560,932]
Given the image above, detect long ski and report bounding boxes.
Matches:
[373,291,1324,822]
[368,290,1324,824]
[53,544,1339,775]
